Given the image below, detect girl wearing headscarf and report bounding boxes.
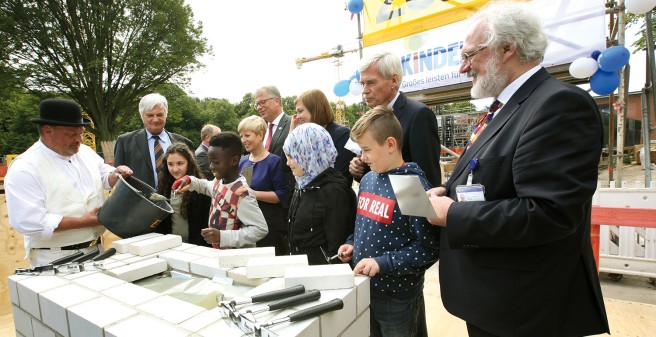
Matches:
[283,123,356,265]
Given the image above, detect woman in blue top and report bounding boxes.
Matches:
[238,115,291,255]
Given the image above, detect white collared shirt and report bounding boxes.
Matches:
[494,65,542,115]
[263,111,285,147]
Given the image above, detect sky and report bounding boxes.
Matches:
[184,0,650,109]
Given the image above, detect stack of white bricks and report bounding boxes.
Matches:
[9,233,370,336]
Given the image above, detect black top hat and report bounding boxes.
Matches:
[30,99,92,126]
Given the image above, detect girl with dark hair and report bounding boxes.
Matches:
[157,142,211,246]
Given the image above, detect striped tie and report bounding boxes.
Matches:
[153,135,164,173]
[467,100,503,149]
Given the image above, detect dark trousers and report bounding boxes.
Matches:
[370,292,428,337]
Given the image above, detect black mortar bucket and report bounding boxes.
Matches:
[98,175,173,238]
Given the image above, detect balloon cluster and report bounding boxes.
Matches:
[347,0,364,15]
[569,46,630,95]
[625,0,656,14]
[334,70,362,97]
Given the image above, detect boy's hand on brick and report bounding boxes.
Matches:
[201,228,220,245]
[353,258,380,277]
[172,176,191,193]
[337,244,353,262]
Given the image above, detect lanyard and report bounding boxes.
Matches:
[466,158,479,186]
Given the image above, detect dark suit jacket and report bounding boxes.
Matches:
[440,68,609,336]
[194,143,211,179]
[114,129,193,188]
[393,92,442,187]
[267,112,291,160]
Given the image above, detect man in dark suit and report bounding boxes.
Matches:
[348,53,442,187]
[114,93,193,188]
[254,85,291,161]
[195,123,221,179]
[427,2,609,336]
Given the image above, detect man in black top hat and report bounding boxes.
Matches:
[5,99,133,267]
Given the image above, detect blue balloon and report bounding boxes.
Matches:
[590,50,601,60]
[348,0,364,15]
[598,46,630,72]
[355,70,361,81]
[349,73,356,81]
[334,80,351,97]
[590,70,620,96]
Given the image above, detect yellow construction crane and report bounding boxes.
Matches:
[295,45,358,126]
[295,45,358,69]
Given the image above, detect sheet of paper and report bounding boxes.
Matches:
[241,166,253,185]
[388,175,437,218]
[344,138,361,155]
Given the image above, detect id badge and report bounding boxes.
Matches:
[456,184,486,202]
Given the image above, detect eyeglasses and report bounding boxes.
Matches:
[461,45,488,66]
[252,97,276,109]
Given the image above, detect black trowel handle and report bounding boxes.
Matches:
[250,284,305,303]
[50,251,84,265]
[92,248,116,261]
[267,290,321,311]
[288,298,343,322]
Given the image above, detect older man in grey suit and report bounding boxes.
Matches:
[114,93,193,188]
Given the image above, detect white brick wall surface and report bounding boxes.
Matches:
[112,233,162,253]
[218,246,275,268]
[189,256,227,279]
[105,257,167,282]
[246,255,309,278]
[127,234,182,256]
[158,250,202,272]
[105,314,191,337]
[67,297,137,337]
[17,275,70,319]
[136,295,205,325]
[284,264,354,290]
[100,283,161,307]
[39,283,99,336]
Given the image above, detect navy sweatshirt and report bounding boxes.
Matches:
[346,162,440,299]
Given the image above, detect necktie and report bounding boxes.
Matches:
[265,123,274,150]
[153,135,164,173]
[467,100,503,149]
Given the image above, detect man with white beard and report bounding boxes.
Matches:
[426,2,609,336]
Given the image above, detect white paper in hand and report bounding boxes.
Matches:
[388,175,437,218]
[344,138,361,155]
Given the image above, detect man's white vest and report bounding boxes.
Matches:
[27,146,105,249]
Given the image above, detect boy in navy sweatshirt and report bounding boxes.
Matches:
[338,105,439,337]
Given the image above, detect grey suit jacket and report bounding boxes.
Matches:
[194,143,211,179]
[114,128,193,188]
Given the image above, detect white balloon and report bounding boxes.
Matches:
[569,57,599,79]
[625,0,656,14]
[349,78,363,96]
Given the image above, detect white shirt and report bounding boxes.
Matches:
[5,141,114,238]
[494,65,542,116]
[263,112,285,147]
[146,129,172,186]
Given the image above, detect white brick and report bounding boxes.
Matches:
[197,319,252,337]
[105,314,191,337]
[32,319,57,337]
[354,275,370,316]
[111,233,162,253]
[246,255,308,278]
[172,242,197,251]
[242,278,286,298]
[67,297,137,337]
[16,275,69,319]
[339,308,370,337]
[227,267,269,287]
[100,283,161,307]
[136,296,205,325]
[40,283,99,337]
[60,270,99,280]
[110,253,136,261]
[105,258,167,282]
[71,272,125,292]
[122,252,160,264]
[179,307,224,333]
[158,250,202,272]
[8,274,32,306]
[189,257,227,279]
[128,234,182,256]
[184,245,221,257]
[12,305,33,337]
[251,307,320,337]
[103,260,127,270]
[218,247,275,268]
[284,264,354,290]
[289,287,357,337]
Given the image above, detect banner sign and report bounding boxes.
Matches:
[362,0,606,93]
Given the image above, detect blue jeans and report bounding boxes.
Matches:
[370,291,428,337]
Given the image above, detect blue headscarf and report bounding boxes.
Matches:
[283,123,337,189]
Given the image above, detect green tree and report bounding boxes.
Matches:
[0,0,209,147]
[199,97,240,133]
[627,10,656,52]
[0,90,41,155]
